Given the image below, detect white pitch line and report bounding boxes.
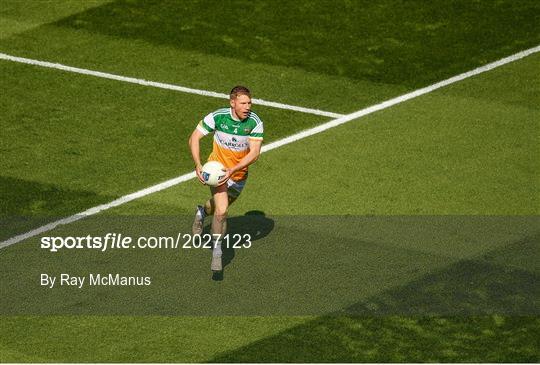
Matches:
[1,45,539,249]
[262,44,540,153]
[0,52,344,119]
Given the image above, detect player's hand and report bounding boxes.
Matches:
[217,168,232,186]
[195,164,206,185]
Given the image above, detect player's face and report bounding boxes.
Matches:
[230,94,252,120]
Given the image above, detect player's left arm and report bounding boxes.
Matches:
[219,139,262,184]
[233,138,262,172]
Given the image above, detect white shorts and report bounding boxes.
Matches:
[226,179,246,199]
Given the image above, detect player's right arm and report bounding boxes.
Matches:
[188,128,206,184]
[189,113,216,184]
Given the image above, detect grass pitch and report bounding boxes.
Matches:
[0,0,539,362]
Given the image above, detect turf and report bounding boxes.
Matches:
[0,60,327,238]
[118,52,540,216]
[50,0,540,87]
[0,316,310,362]
[2,0,539,112]
[0,0,539,362]
[212,316,540,363]
[0,0,112,39]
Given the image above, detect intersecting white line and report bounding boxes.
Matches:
[1,44,539,249]
[0,52,344,118]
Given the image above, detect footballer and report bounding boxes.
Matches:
[188,86,264,272]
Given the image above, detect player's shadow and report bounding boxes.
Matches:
[204,210,274,281]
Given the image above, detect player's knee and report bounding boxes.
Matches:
[214,206,228,219]
[204,199,215,215]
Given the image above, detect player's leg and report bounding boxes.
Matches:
[210,183,228,272]
[192,193,240,235]
[204,194,237,215]
[192,179,246,271]
[210,184,229,237]
[191,203,206,235]
[204,198,215,216]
